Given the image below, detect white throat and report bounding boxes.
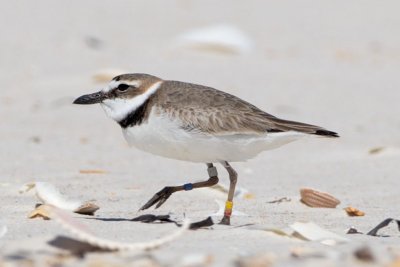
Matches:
[100,81,163,122]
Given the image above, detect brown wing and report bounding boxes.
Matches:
[153,81,338,137]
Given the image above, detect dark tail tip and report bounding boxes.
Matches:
[315,129,339,138]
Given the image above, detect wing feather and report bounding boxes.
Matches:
[153,81,338,137]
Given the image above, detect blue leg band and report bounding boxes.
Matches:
[183,183,193,191]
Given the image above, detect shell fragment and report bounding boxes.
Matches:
[344,206,365,216]
[290,222,350,245]
[20,182,99,215]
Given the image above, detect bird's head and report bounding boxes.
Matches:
[73,73,162,122]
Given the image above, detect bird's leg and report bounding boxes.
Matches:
[219,161,238,225]
[139,163,219,211]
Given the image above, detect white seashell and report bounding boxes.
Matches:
[45,206,189,251]
[290,222,349,245]
[174,24,254,54]
[248,222,349,246]
[20,182,99,215]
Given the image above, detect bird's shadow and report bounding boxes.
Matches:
[83,217,134,222]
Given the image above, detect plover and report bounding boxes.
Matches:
[74,73,338,225]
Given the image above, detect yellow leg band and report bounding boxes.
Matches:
[224,201,233,217]
[225,201,233,210]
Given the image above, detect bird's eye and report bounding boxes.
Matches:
[117,84,129,92]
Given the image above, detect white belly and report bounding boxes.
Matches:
[122,114,305,163]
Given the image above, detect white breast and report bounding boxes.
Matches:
[122,109,306,163]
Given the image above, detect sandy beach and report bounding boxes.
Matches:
[1,1,400,266]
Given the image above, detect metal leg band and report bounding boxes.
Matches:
[207,166,218,178]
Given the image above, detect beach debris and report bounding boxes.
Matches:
[29,136,41,144]
[236,252,276,267]
[346,218,400,237]
[93,69,129,83]
[20,182,99,215]
[188,217,214,230]
[344,206,365,217]
[45,206,190,251]
[210,199,248,217]
[266,197,291,204]
[209,184,254,199]
[366,218,400,237]
[178,253,214,267]
[79,169,107,174]
[84,36,103,50]
[300,188,340,208]
[132,214,175,224]
[132,214,214,230]
[28,204,52,220]
[369,147,385,155]
[247,224,293,237]
[174,24,254,55]
[290,221,350,245]
[354,246,375,262]
[249,221,349,245]
[346,226,363,234]
[290,247,327,259]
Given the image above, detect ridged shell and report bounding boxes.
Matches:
[300,188,340,208]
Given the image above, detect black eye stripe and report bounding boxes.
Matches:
[117,84,129,91]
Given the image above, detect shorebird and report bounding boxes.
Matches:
[74,73,338,225]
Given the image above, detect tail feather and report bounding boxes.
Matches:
[314,129,339,137]
[267,117,339,138]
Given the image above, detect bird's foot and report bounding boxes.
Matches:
[139,186,175,210]
[218,216,230,225]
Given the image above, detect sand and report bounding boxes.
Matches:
[1,1,400,266]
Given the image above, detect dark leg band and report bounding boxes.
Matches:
[183,183,193,191]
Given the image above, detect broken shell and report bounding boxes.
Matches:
[28,204,52,220]
[300,188,340,208]
[20,182,100,215]
[344,206,365,217]
[74,202,100,215]
[290,221,350,245]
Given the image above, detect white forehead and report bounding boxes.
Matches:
[102,80,142,93]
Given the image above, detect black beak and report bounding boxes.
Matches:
[73,91,106,105]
